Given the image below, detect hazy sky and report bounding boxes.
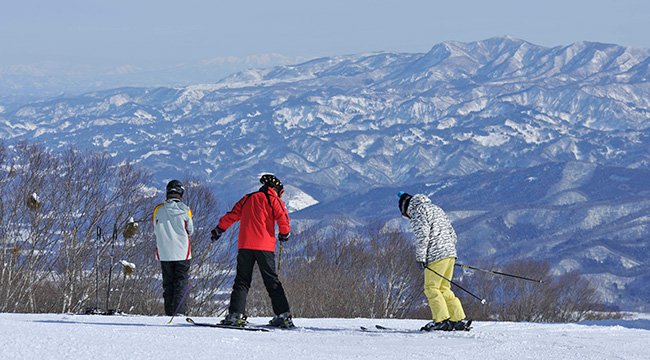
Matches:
[2,0,650,69]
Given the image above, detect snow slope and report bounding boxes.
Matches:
[1,313,649,360]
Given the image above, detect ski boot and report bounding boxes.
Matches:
[268,312,295,328]
[420,319,452,331]
[220,312,248,327]
[450,318,472,331]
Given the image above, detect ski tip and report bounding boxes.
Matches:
[480,299,487,305]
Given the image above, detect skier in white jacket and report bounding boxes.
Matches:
[398,191,471,331]
[153,180,194,316]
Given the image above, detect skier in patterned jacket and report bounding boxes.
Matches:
[398,191,471,331]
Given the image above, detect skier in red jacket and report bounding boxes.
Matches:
[211,174,293,328]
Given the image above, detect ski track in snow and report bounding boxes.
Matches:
[0,313,649,359]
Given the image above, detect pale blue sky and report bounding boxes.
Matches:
[2,0,649,69]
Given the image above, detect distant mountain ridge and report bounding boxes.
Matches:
[2,36,650,310]
[0,53,309,104]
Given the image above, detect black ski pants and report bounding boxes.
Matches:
[161,259,190,316]
[229,249,290,315]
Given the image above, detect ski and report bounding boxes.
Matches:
[375,325,396,331]
[186,317,270,332]
[363,322,472,333]
[399,320,473,332]
[256,324,298,330]
[360,326,381,332]
[360,325,417,334]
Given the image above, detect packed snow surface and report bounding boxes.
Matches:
[1,313,649,359]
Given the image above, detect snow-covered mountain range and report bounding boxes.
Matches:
[2,36,650,310]
[0,53,308,104]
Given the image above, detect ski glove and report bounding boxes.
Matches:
[278,232,290,242]
[211,227,225,242]
[418,261,427,270]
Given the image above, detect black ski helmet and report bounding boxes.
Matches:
[166,180,185,197]
[260,174,284,195]
[398,191,412,218]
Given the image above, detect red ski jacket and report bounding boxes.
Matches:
[218,186,290,252]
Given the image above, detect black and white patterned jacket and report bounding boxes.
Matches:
[408,194,457,263]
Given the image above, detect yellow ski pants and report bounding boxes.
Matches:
[424,257,466,322]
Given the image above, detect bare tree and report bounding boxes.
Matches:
[0,142,60,312]
[96,160,157,313]
[49,147,117,312]
[361,222,422,318]
[0,142,160,313]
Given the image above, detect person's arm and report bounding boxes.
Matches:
[217,194,248,231]
[273,197,291,237]
[152,203,164,229]
[410,204,431,263]
[185,207,194,236]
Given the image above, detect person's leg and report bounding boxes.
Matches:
[171,260,191,315]
[256,250,290,315]
[440,257,466,322]
[424,258,451,322]
[440,257,465,321]
[228,249,256,314]
[161,261,175,316]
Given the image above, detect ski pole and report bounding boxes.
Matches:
[106,226,117,311]
[277,242,283,278]
[425,265,487,305]
[455,263,545,283]
[168,241,214,324]
[96,226,101,311]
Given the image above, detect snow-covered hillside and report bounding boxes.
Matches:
[1,313,649,360]
[2,36,650,310]
[4,37,650,201]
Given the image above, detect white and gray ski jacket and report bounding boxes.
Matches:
[408,194,457,264]
[153,199,194,261]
